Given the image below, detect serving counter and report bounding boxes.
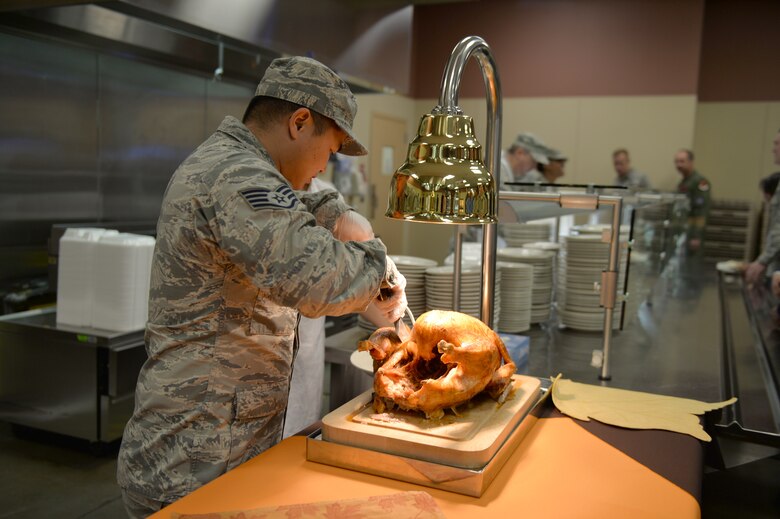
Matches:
[150,396,705,519]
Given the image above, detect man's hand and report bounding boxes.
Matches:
[771,271,780,298]
[333,210,374,242]
[744,261,767,286]
[372,256,407,323]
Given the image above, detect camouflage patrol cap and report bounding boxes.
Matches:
[255,56,367,156]
[513,133,549,165]
[543,144,567,162]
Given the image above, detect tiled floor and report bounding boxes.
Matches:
[0,422,125,518]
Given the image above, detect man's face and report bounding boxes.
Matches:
[547,160,565,181]
[511,147,535,177]
[773,132,780,166]
[285,118,347,190]
[613,153,630,177]
[674,151,693,176]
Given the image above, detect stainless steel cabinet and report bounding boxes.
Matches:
[0,308,146,443]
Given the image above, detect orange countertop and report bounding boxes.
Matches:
[151,413,701,519]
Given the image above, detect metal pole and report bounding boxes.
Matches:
[599,197,623,380]
[434,35,502,327]
[498,191,624,380]
[453,226,463,311]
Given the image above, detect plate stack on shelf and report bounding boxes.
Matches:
[501,222,552,247]
[496,247,555,324]
[496,262,533,333]
[558,234,629,331]
[424,264,501,329]
[570,223,631,238]
[521,241,563,299]
[391,255,437,327]
[520,241,561,253]
[357,254,437,332]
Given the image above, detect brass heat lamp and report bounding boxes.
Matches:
[385,112,496,224]
[385,35,502,326]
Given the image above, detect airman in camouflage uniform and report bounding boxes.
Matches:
[500,133,549,190]
[744,131,780,285]
[674,149,711,251]
[116,56,407,517]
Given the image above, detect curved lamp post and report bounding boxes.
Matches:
[386,35,501,327]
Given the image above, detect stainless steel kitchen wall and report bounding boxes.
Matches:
[0,32,99,285]
[98,55,207,221]
[0,30,254,287]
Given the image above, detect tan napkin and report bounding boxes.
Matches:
[550,374,736,441]
[172,490,446,519]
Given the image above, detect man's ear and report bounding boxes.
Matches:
[288,107,313,140]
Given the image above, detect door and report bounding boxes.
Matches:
[369,114,408,255]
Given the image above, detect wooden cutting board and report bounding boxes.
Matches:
[322,374,541,469]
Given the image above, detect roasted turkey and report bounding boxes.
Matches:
[358,310,516,419]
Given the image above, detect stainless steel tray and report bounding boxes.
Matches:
[306,387,545,497]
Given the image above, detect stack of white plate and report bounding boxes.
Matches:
[496,247,555,324]
[496,262,533,333]
[443,242,484,266]
[390,255,436,326]
[558,234,629,331]
[520,241,561,253]
[570,223,631,238]
[357,255,437,332]
[501,222,552,247]
[424,264,501,328]
[522,241,562,304]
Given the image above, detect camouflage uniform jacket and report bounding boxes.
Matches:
[614,169,651,190]
[520,168,545,184]
[758,188,780,270]
[117,116,386,501]
[677,170,711,218]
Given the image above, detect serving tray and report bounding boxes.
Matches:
[307,375,543,497]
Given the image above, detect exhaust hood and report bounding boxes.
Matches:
[0,0,389,92]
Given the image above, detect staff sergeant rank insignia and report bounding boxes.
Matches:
[240,185,299,211]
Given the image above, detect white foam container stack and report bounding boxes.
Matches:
[91,233,156,332]
[56,228,155,332]
[56,228,119,328]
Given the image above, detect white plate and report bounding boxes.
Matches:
[389,255,438,268]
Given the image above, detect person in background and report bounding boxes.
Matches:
[675,149,711,252]
[744,130,780,285]
[613,148,651,190]
[116,56,408,518]
[772,270,780,297]
[500,133,549,189]
[535,145,567,184]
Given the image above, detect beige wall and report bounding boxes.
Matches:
[350,93,780,261]
[455,95,697,191]
[349,93,454,264]
[349,93,700,261]
[339,1,780,263]
[693,102,780,204]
